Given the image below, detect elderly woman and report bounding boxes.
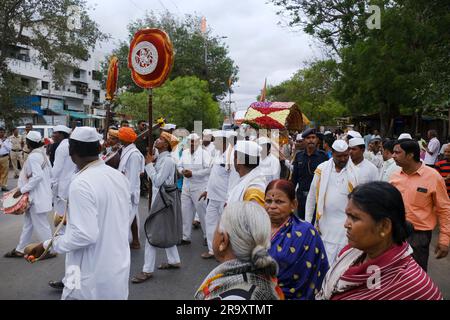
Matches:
[195,202,284,300]
[265,180,329,300]
[317,181,443,300]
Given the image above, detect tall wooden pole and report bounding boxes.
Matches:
[148,88,153,212]
[104,100,111,140]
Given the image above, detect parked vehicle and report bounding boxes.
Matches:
[17,125,55,144]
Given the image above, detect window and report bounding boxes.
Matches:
[93,90,100,103]
[92,70,102,81]
[42,61,49,70]
[73,69,81,78]
[41,81,49,90]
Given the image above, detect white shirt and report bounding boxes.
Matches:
[51,139,77,201]
[18,148,52,214]
[424,137,440,165]
[225,144,240,192]
[203,143,216,158]
[364,151,384,171]
[258,154,281,184]
[319,168,350,245]
[145,151,176,204]
[0,137,12,156]
[227,167,266,204]
[440,143,448,155]
[206,150,230,202]
[118,144,144,210]
[47,161,131,300]
[354,159,379,184]
[380,158,400,182]
[178,146,211,191]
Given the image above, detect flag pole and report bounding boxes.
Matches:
[148,88,153,212]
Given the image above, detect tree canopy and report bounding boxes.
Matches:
[104,11,239,101]
[265,60,348,126]
[117,76,221,131]
[270,0,450,134]
[0,0,107,126]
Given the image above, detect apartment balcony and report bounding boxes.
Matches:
[6,57,48,80]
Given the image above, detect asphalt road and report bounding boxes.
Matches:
[1,171,449,300]
[0,173,218,300]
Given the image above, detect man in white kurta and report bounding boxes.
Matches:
[227,141,267,208]
[178,133,211,243]
[199,130,230,258]
[380,140,400,182]
[305,140,360,264]
[256,137,281,184]
[364,137,384,173]
[5,131,54,258]
[132,132,181,283]
[225,130,240,193]
[51,126,76,230]
[349,137,379,184]
[33,127,131,300]
[118,127,145,248]
[202,129,216,158]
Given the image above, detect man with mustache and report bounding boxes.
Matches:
[305,140,361,264]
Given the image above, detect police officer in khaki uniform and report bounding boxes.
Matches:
[9,128,23,178]
[22,123,33,162]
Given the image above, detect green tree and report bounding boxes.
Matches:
[103,11,238,100]
[0,0,107,124]
[335,0,450,134]
[0,0,107,80]
[117,76,221,131]
[0,73,30,127]
[265,60,348,126]
[270,0,450,135]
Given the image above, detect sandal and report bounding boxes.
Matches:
[201,252,214,259]
[131,272,153,284]
[158,263,181,270]
[4,249,24,258]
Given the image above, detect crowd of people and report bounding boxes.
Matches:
[0,122,449,300]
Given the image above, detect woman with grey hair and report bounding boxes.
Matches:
[195,202,284,300]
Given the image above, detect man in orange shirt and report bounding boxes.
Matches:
[390,139,450,271]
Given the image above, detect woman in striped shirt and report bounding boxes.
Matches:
[316,181,443,300]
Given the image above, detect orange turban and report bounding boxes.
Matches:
[160,131,179,150]
[118,127,137,143]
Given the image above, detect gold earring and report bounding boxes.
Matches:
[219,244,225,252]
[380,232,385,237]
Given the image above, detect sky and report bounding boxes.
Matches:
[86,0,323,111]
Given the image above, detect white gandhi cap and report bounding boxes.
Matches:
[348,137,365,148]
[26,131,42,143]
[187,133,200,141]
[398,133,413,140]
[212,130,226,138]
[53,125,71,134]
[256,137,272,145]
[332,140,349,152]
[235,140,261,157]
[347,130,362,138]
[70,127,102,142]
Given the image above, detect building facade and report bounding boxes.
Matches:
[6,43,107,128]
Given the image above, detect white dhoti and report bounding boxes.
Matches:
[205,199,225,254]
[128,203,140,243]
[16,210,53,253]
[181,189,207,241]
[143,241,180,273]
